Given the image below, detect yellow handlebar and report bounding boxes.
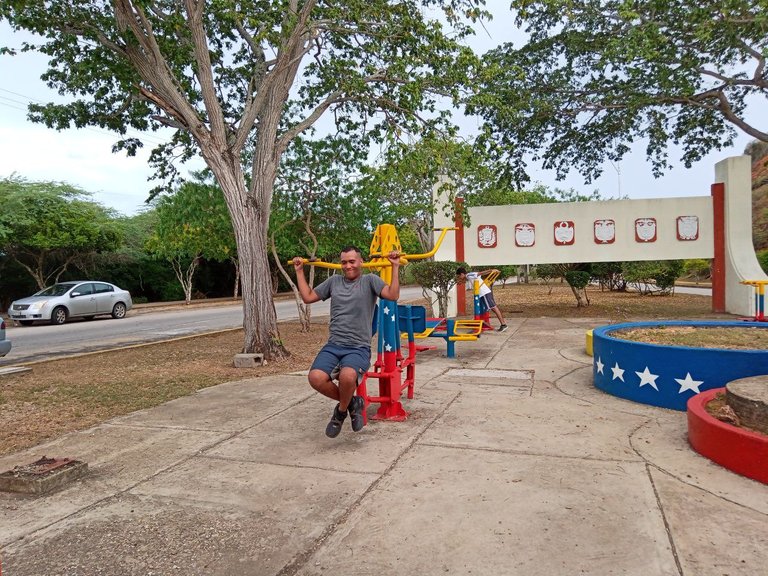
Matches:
[288,226,455,269]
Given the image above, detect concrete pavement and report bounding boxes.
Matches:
[1,316,766,575]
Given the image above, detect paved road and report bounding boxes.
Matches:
[1,286,426,365]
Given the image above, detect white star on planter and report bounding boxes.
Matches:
[675,372,703,394]
[611,362,625,382]
[635,367,659,391]
[385,343,392,352]
[595,357,604,375]
[383,306,390,316]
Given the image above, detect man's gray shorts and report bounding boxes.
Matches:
[311,342,370,385]
[482,292,497,309]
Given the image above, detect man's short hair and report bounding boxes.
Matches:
[340,245,363,258]
[456,267,467,275]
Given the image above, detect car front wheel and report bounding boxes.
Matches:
[50,306,68,325]
[111,302,127,319]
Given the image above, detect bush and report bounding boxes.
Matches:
[682,259,711,282]
[623,260,684,295]
[757,250,768,274]
[409,260,468,318]
[591,261,626,291]
[564,270,591,289]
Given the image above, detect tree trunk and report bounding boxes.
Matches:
[206,153,288,360]
[171,255,199,304]
[270,235,311,332]
[231,256,240,299]
[570,285,589,307]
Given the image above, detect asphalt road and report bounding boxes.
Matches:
[1,286,426,365]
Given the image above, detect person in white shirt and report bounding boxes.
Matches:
[456,267,508,332]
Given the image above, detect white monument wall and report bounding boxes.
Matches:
[434,155,767,318]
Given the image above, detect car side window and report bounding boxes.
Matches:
[93,283,113,294]
[74,283,94,296]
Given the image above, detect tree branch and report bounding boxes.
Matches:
[184,0,228,146]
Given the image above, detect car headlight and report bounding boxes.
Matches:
[30,300,48,310]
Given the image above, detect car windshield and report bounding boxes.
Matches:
[34,283,77,297]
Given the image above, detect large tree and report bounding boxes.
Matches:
[468,1,768,185]
[1,0,485,359]
[0,176,122,288]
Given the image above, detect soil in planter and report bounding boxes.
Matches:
[705,392,767,437]
[614,326,768,350]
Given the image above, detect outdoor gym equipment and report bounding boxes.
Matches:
[290,224,455,422]
[740,280,768,322]
[407,276,495,358]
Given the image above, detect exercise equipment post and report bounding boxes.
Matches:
[740,280,768,321]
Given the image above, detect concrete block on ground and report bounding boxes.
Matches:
[233,353,264,367]
[0,458,88,495]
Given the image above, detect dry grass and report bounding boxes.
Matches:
[0,322,328,456]
[493,281,724,322]
[0,283,721,456]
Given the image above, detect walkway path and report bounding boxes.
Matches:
[1,317,766,575]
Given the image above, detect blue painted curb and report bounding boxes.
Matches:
[592,321,768,411]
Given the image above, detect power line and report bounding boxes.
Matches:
[0,87,169,147]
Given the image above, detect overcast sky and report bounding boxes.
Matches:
[0,2,763,216]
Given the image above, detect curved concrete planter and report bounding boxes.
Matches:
[592,321,768,411]
[688,388,768,484]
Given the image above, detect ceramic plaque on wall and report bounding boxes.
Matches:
[553,221,575,245]
[635,218,657,242]
[594,219,615,244]
[515,223,535,247]
[477,224,497,248]
[676,216,699,241]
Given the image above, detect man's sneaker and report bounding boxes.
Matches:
[325,404,347,438]
[349,395,365,432]
[498,324,508,332]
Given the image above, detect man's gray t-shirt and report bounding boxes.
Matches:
[314,274,387,348]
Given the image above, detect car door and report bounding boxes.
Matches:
[68,283,97,317]
[92,282,115,314]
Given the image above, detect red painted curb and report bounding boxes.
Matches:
[687,388,768,484]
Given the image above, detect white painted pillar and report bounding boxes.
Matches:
[717,156,767,317]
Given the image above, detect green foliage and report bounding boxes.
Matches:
[469,1,768,186]
[409,260,467,318]
[0,176,123,288]
[362,136,511,249]
[682,259,712,282]
[271,135,374,262]
[531,263,561,289]
[591,262,626,291]
[564,270,590,290]
[757,250,768,274]
[623,260,684,295]
[496,265,517,285]
[146,181,235,262]
[1,1,486,194]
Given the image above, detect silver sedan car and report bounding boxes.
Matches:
[9,281,133,326]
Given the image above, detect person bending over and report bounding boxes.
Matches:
[456,267,508,332]
[293,246,401,438]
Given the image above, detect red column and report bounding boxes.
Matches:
[455,196,466,316]
[711,183,726,313]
